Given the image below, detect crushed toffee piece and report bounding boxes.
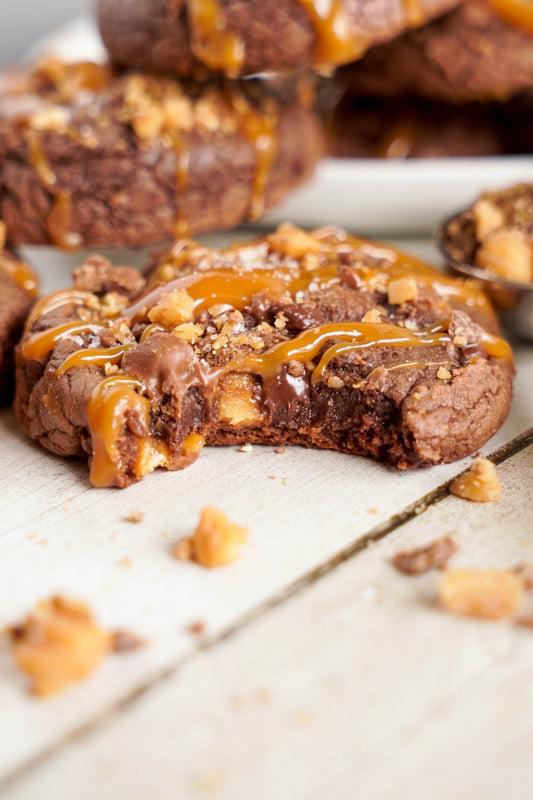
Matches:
[439,569,523,620]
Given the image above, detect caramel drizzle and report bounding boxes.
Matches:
[0,253,38,295]
[227,321,453,385]
[86,376,149,488]
[56,344,133,376]
[488,0,533,36]
[186,0,245,76]
[22,321,108,361]
[26,129,81,250]
[26,289,95,328]
[297,0,369,68]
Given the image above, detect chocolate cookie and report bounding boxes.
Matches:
[15,225,513,487]
[325,96,509,159]
[0,60,322,249]
[97,0,460,79]
[339,1,533,103]
[0,224,38,405]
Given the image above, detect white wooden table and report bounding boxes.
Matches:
[0,238,532,800]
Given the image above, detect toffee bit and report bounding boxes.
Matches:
[450,457,501,502]
[392,535,459,576]
[173,507,249,569]
[439,569,523,620]
[9,596,110,697]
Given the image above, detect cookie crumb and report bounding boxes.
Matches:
[392,535,458,575]
[9,596,110,696]
[439,569,523,620]
[173,536,194,561]
[187,620,206,636]
[110,630,145,653]
[450,457,501,502]
[275,446,286,454]
[125,510,144,524]
[237,443,252,453]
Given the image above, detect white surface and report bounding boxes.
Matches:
[4,445,533,800]
[29,17,533,236]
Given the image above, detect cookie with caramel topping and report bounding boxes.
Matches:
[338,1,533,103]
[0,59,322,249]
[97,0,460,80]
[15,225,514,487]
[0,224,38,404]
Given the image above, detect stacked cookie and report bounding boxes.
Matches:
[326,0,533,158]
[0,1,519,484]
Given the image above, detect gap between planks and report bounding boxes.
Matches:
[1,427,532,793]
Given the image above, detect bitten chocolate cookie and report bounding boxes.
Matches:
[97,0,460,79]
[0,60,322,249]
[0,224,38,405]
[15,225,513,487]
[339,1,533,103]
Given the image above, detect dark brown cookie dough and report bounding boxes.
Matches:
[0,224,38,405]
[15,225,513,487]
[97,0,460,79]
[0,60,323,249]
[339,1,533,103]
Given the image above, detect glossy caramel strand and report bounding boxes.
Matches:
[187,0,245,75]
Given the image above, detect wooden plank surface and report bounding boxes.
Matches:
[0,238,531,795]
[3,444,532,800]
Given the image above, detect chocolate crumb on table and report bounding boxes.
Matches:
[392,535,458,575]
[15,225,514,488]
[439,569,524,621]
[174,507,249,568]
[110,630,146,653]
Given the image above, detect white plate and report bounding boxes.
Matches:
[28,16,533,237]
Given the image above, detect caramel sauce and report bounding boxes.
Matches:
[402,0,425,27]
[297,0,369,68]
[22,321,107,361]
[47,190,83,251]
[26,130,81,250]
[26,289,95,327]
[86,376,149,488]
[56,345,133,376]
[0,253,38,295]
[228,321,452,384]
[234,98,278,220]
[488,0,533,35]
[187,0,245,76]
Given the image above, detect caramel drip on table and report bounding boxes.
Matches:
[56,345,133,376]
[86,376,149,488]
[0,253,38,295]
[488,0,533,36]
[296,0,369,68]
[26,129,81,250]
[187,0,245,76]
[22,321,107,361]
